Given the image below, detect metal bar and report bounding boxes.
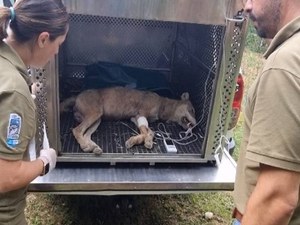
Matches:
[63,0,229,25]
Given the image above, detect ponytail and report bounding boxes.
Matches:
[0,7,12,41]
[1,0,68,44]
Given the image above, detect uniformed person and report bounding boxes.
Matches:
[0,0,69,224]
[232,0,300,225]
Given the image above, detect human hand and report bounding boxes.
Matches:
[38,148,57,173]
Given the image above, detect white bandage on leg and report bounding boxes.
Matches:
[137,116,148,128]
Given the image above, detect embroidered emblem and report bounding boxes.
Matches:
[6,113,22,148]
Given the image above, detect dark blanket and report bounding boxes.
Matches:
[84,61,174,97]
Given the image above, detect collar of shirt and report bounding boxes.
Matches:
[264,16,300,59]
[0,41,32,86]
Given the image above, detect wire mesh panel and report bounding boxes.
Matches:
[172,24,226,141]
[205,12,248,161]
[64,14,175,71]
[56,11,246,164]
[61,113,203,155]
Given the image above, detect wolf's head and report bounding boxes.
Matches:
[170,92,196,130]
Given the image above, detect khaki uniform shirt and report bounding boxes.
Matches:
[0,42,36,225]
[233,17,300,225]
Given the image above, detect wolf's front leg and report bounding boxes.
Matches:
[144,128,154,149]
[125,116,154,149]
[125,133,146,149]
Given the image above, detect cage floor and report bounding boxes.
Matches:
[60,113,204,163]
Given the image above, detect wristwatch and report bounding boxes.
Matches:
[39,157,50,176]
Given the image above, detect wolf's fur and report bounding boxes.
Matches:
[60,86,196,154]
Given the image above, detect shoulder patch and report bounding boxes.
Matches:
[6,113,22,148]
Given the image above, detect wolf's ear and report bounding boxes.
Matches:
[181,92,189,100]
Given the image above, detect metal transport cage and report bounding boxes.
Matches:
[31,0,247,165]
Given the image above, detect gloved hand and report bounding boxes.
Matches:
[38,148,57,173]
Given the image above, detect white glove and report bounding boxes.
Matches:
[38,148,57,173]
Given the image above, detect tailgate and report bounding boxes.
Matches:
[28,151,236,194]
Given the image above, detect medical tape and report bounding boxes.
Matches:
[43,123,50,149]
[137,116,148,128]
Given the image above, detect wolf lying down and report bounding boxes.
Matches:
[60,86,196,154]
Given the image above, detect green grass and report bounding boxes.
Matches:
[25,193,235,225]
[232,118,244,162]
[246,21,269,54]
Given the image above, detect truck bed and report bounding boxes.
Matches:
[28,150,236,194]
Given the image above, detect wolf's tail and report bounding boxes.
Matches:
[59,96,76,113]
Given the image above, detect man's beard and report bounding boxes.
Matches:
[249,14,274,39]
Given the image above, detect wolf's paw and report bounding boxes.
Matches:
[144,139,153,149]
[144,131,154,149]
[93,146,103,155]
[82,146,93,153]
[81,143,100,153]
[125,138,135,149]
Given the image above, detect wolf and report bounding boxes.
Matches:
[60,86,196,154]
